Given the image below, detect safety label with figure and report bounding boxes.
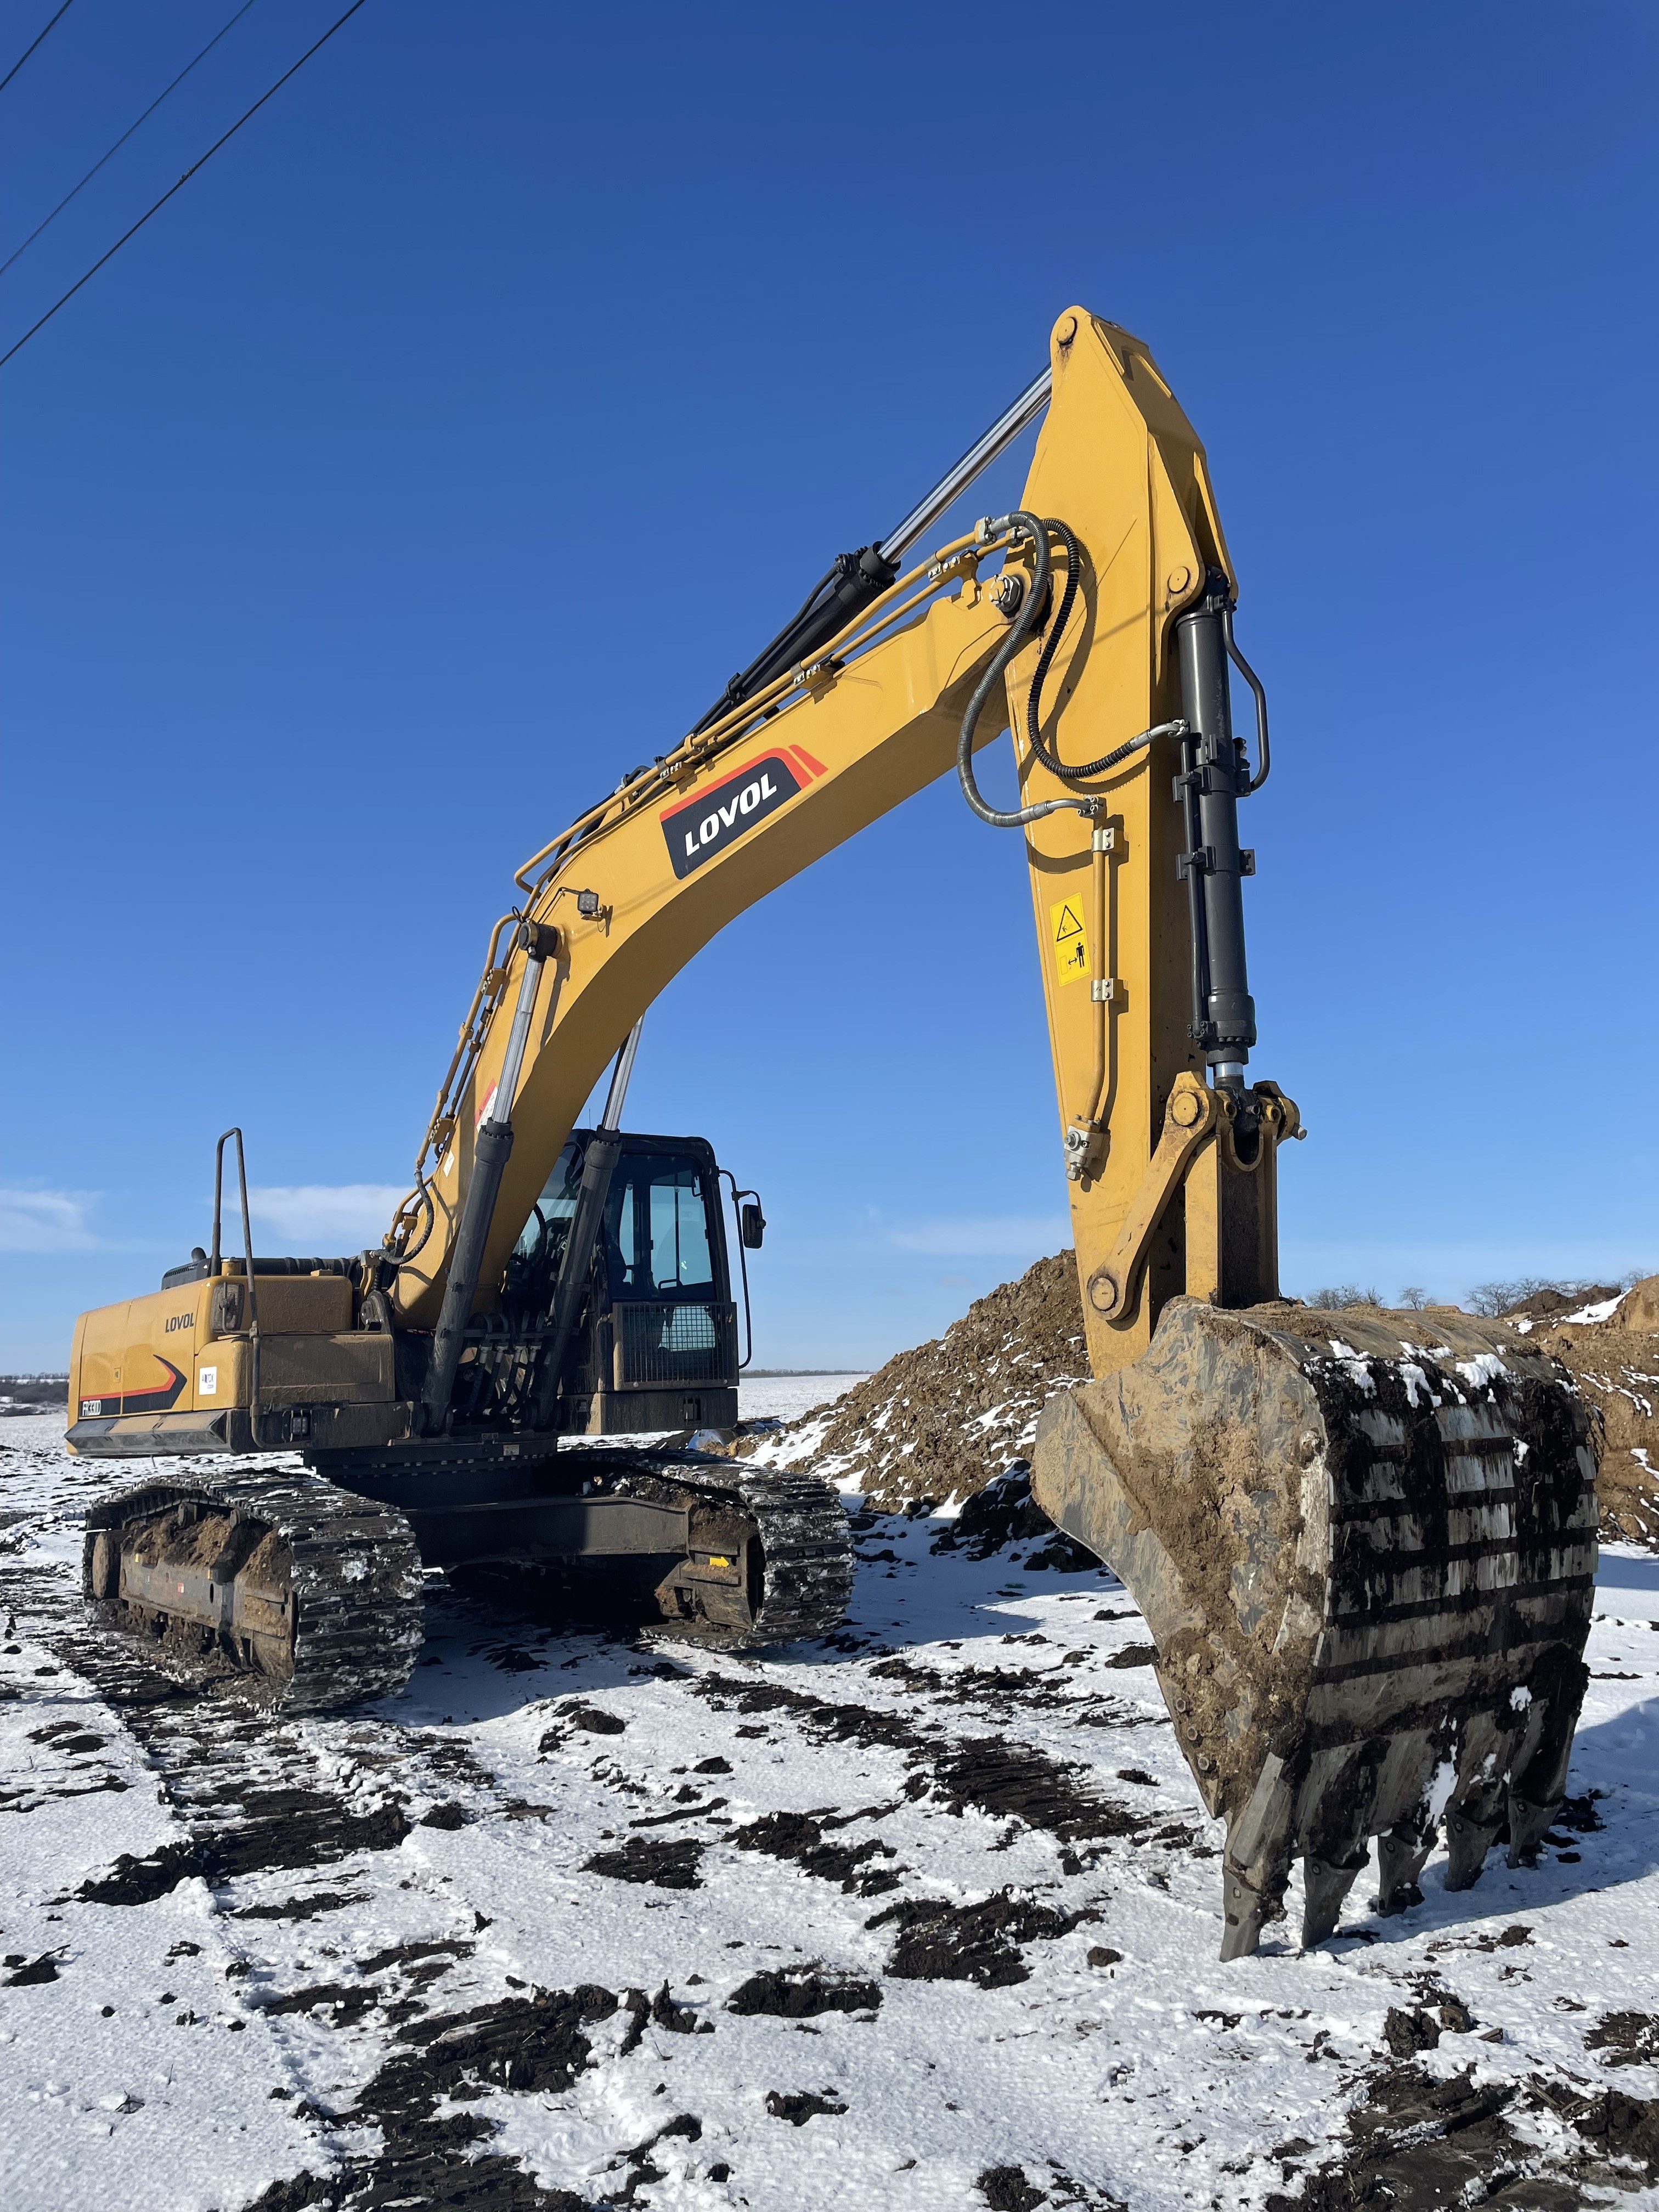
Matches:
[1048,894,1090,986]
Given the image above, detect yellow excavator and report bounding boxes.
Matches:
[67,309,1598,1958]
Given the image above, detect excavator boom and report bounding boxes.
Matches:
[387,309,1292,1376]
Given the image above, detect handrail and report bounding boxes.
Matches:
[211,1127,262,1442]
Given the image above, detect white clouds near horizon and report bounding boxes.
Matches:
[0,1189,103,1252]
[246,1186,409,1247]
[0,1183,411,1262]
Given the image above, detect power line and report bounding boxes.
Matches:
[1,1,261,280]
[0,0,75,98]
[0,0,370,373]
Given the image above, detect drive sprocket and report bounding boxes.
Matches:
[624,1450,855,1648]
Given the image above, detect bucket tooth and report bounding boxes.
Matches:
[1376,1824,1434,1914]
[1505,1793,1558,1868]
[1215,1752,1297,1959]
[1029,1296,1598,1960]
[1220,1865,1271,1961]
[1509,1650,1589,1830]
[1443,1807,1501,1891]
[1301,1852,1369,1948]
[1294,1744,1380,1946]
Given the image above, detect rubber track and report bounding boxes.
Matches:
[84,1470,425,1716]
[637,1452,854,1646]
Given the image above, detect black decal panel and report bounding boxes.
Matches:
[121,1358,188,1416]
[661,751,804,879]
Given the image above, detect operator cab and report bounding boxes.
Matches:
[500,1130,763,1436]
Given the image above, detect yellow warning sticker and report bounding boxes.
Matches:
[1048,894,1091,986]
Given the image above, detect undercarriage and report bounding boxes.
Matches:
[83,1444,853,1712]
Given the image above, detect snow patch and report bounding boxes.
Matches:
[1398,1362,1441,1409]
[1426,1756,1458,1822]
[1328,1340,1376,1395]
[1454,1351,1509,1391]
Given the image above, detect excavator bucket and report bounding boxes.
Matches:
[1032,1299,1598,1958]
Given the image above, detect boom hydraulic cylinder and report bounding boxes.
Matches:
[528,1016,645,1433]
[1173,570,1257,1089]
[419,921,556,1432]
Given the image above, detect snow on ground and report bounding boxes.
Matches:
[2,1411,1658,2212]
[737,1376,868,1425]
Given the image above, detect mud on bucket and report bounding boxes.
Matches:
[1030,1297,1597,1959]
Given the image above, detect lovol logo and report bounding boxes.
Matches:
[660,745,825,879]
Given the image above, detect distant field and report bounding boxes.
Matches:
[738,1372,868,1423]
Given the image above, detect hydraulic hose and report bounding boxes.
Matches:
[956,512,1090,829]
[957,513,1186,829]
[1024,520,1187,780]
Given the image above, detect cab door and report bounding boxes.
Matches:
[603,1146,736,1391]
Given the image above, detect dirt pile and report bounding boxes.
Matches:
[741,1252,1088,1510]
[1496,1276,1659,1545]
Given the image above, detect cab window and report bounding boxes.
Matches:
[605,1155,714,1297]
[513,1143,581,1272]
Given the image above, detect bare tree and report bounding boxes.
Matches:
[1468,1277,1587,1317]
[1310,1285,1384,1310]
[1398,1285,1431,1310]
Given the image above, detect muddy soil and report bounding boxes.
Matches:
[1497,1278,1659,1547]
[868,1889,1079,1988]
[582,1835,707,1889]
[726,1966,882,2017]
[74,1795,411,1901]
[1585,2012,1659,2068]
[247,1984,634,2211]
[764,2089,846,2126]
[1267,2059,1659,2210]
[927,1736,1150,1846]
[729,1808,900,1895]
[740,1252,1089,1509]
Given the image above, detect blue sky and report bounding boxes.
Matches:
[2,1,1655,1370]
